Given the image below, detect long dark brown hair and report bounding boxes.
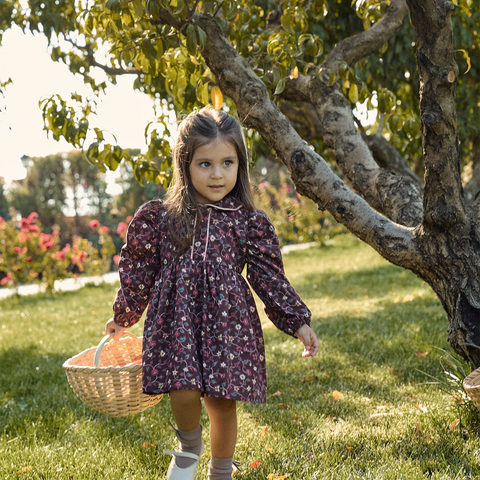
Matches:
[163,107,255,253]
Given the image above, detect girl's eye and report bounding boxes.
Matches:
[200,161,210,168]
[224,160,233,166]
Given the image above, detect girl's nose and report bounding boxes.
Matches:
[211,166,223,178]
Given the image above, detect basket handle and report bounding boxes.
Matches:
[94,331,138,367]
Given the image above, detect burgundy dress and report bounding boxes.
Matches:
[113,196,311,403]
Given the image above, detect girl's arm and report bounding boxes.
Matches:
[246,210,314,339]
[112,200,162,329]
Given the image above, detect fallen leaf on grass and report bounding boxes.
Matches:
[18,467,33,474]
[329,429,344,435]
[278,403,290,409]
[450,419,460,433]
[416,403,428,412]
[260,426,269,436]
[272,391,283,397]
[142,442,156,448]
[303,376,318,382]
[415,351,428,358]
[332,390,344,400]
[267,474,290,480]
[403,294,415,302]
[266,445,274,454]
[345,445,354,452]
[250,460,261,469]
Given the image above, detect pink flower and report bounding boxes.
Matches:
[100,226,109,233]
[258,182,267,189]
[117,222,128,235]
[14,247,27,254]
[27,212,38,222]
[90,219,100,229]
[52,229,59,236]
[26,256,33,263]
[20,218,30,228]
[126,216,133,223]
[0,273,12,285]
[0,217,4,224]
[28,225,40,234]
[56,251,65,260]
[113,255,120,265]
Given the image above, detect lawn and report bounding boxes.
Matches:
[1,233,479,479]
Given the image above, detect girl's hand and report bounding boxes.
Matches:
[105,317,127,341]
[295,324,320,358]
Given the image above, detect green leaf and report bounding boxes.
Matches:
[348,83,359,104]
[196,26,207,52]
[274,77,286,95]
[186,24,197,55]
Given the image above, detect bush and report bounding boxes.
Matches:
[253,171,345,245]
[0,212,115,292]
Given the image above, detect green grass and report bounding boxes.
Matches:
[1,233,480,479]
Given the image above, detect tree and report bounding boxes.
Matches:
[3,0,480,367]
[8,151,112,237]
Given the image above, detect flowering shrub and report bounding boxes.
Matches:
[253,171,345,246]
[0,212,116,292]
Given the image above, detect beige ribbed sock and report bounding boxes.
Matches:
[208,456,234,479]
[173,424,203,468]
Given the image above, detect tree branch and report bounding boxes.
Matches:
[364,133,423,188]
[406,0,466,229]
[184,13,419,270]
[281,74,423,227]
[322,0,409,70]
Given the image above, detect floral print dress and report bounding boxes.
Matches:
[113,195,311,403]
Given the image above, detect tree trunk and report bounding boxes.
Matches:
[156,0,480,369]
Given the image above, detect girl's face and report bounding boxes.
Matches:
[189,137,239,204]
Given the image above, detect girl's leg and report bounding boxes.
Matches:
[169,390,203,469]
[204,396,237,479]
[170,389,202,430]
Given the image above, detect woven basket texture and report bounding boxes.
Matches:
[63,334,162,417]
[464,367,480,411]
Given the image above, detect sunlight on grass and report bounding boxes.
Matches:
[1,234,480,479]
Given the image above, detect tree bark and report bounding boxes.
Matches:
[405,0,480,367]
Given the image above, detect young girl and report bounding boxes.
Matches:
[106,107,319,480]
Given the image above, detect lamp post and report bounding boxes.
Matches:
[20,155,30,170]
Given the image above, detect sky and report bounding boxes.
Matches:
[0,26,157,193]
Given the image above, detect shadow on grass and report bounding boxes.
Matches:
[294,264,425,300]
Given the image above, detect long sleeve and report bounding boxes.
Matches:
[113,200,162,328]
[246,209,311,337]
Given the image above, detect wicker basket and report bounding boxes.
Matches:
[63,332,162,417]
[463,367,480,411]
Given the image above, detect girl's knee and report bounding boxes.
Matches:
[170,389,202,407]
[205,396,236,415]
